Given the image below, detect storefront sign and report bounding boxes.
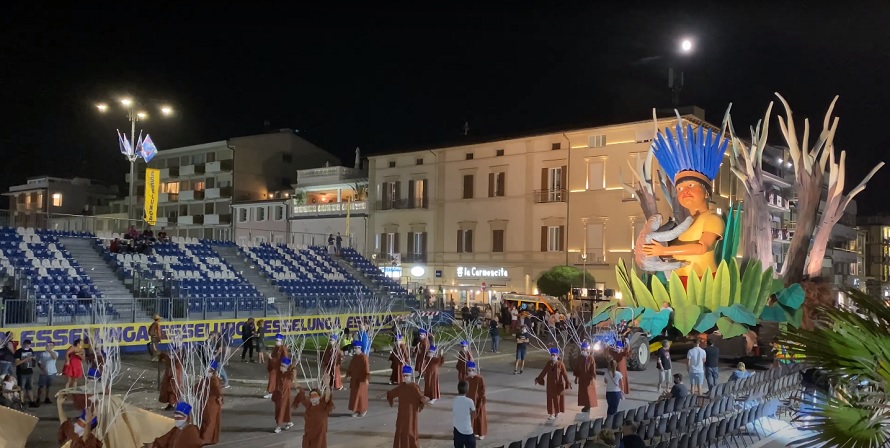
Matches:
[456,266,509,278]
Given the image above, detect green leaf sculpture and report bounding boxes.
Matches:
[674,304,702,335]
[669,271,688,310]
[784,306,803,329]
[693,312,720,333]
[639,308,671,335]
[650,275,672,308]
[716,316,748,339]
[615,259,636,307]
[760,304,787,323]
[587,302,616,326]
[631,272,659,311]
[717,303,758,326]
[740,260,763,311]
[710,262,729,312]
[777,283,805,309]
[725,258,741,308]
[615,307,645,324]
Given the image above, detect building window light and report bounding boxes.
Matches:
[51,193,63,207]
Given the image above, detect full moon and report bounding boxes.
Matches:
[680,39,693,52]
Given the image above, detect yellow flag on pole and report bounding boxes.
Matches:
[345,196,351,238]
[143,168,160,226]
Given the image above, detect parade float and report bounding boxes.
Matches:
[589,93,883,368]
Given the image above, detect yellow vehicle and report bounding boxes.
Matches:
[499,294,568,315]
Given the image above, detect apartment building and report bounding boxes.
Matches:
[368,112,751,304]
[857,215,890,299]
[232,164,369,253]
[4,176,119,228]
[127,130,338,240]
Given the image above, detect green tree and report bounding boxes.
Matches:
[784,289,890,447]
[536,265,596,298]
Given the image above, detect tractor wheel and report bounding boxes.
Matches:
[626,334,650,371]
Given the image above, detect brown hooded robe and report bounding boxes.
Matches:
[466,374,488,437]
[321,345,344,390]
[535,360,571,415]
[388,344,410,384]
[151,423,203,448]
[573,355,598,408]
[273,366,296,425]
[386,382,425,448]
[197,374,223,444]
[346,353,370,414]
[455,348,474,383]
[422,354,444,401]
[293,389,334,448]
[267,345,290,394]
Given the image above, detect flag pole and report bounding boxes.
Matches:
[345,195,352,243]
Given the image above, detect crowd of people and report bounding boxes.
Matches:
[108,225,169,255]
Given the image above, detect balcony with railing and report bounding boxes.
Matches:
[574,252,606,265]
[533,189,567,204]
[180,164,205,176]
[204,187,233,200]
[375,198,428,211]
[178,190,205,201]
[205,160,234,174]
[158,193,179,203]
[296,166,366,187]
[177,215,204,225]
[203,214,232,225]
[292,200,368,217]
[160,167,179,178]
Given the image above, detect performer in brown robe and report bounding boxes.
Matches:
[58,409,103,448]
[456,340,474,383]
[388,335,410,385]
[573,342,598,412]
[158,352,181,410]
[413,329,430,376]
[609,345,631,394]
[345,340,370,417]
[150,402,204,448]
[422,345,444,404]
[272,356,297,433]
[465,361,488,439]
[535,347,571,419]
[265,334,290,399]
[322,335,344,390]
[196,360,223,444]
[386,365,426,448]
[292,386,334,448]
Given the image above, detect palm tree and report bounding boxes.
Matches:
[784,289,890,447]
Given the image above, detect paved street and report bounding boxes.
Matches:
[26,339,772,448]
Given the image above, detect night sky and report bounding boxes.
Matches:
[3,3,889,212]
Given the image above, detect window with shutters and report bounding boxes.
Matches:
[381,181,401,210]
[551,142,562,150]
[256,206,266,222]
[492,229,505,252]
[588,135,607,148]
[380,232,399,256]
[541,225,565,252]
[407,232,427,262]
[586,223,604,262]
[536,166,566,203]
[488,172,506,197]
[496,149,505,157]
[462,174,474,199]
[457,229,473,253]
[408,179,428,208]
[587,161,605,191]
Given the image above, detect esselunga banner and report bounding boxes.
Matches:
[143,167,160,226]
[0,312,403,351]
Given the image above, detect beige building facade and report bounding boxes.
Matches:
[368,113,747,305]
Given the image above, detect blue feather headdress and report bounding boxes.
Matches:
[651,112,729,188]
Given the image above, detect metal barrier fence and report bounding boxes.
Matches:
[0,295,418,327]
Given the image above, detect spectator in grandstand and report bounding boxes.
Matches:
[14,339,36,407]
[125,225,138,240]
[148,314,162,360]
[0,339,14,377]
[335,232,343,255]
[37,341,57,405]
[109,238,121,254]
[157,227,168,242]
[704,339,720,393]
[255,319,268,364]
[327,234,335,253]
[619,423,645,448]
[63,339,85,389]
[589,429,616,448]
[666,373,689,399]
[728,362,754,382]
[241,318,256,362]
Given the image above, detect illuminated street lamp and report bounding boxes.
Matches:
[96,98,174,221]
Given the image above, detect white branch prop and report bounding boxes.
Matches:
[347,294,395,353]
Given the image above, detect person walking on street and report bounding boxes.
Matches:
[148,315,162,360]
[488,317,500,353]
[241,318,256,362]
[687,339,706,396]
[452,381,476,448]
[513,325,530,374]
[655,340,672,395]
[604,359,623,416]
[704,339,720,393]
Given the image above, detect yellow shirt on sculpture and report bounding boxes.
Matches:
[672,209,725,277]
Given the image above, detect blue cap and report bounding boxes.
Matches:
[78,410,99,429]
[174,402,192,416]
[580,342,590,350]
[352,340,362,347]
[428,345,436,351]
[87,368,101,380]
[466,361,477,369]
[549,348,559,355]
[396,333,402,341]
[275,334,284,340]
[401,365,413,375]
[460,340,468,347]
[281,356,292,366]
[330,334,339,341]
[209,360,219,371]
[418,329,427,335]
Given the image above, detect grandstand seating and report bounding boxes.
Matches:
[0,227,114,319]
[239,243,373,308]
[94,236,265,313]
[339,247,409,296]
